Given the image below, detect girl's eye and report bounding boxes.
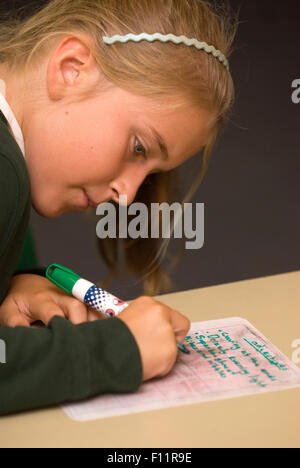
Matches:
[134,138,147,159]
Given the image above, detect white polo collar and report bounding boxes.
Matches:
[0,78,25,158]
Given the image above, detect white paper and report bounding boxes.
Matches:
[63,317,300,422]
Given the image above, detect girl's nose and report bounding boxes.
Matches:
[109,169,147,206]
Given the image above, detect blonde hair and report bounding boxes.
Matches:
[0,0,239,295]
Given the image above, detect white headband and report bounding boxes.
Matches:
[103,33,229,71]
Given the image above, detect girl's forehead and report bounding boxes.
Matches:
[99,85,201,115]
[121,89,212,129]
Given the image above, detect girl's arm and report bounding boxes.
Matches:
[0,295,190,416]
[0,315,142,416]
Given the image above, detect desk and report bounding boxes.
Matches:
[0,271,299,448]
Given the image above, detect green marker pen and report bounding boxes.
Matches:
[46,264,127,317]
[46,263,190,354]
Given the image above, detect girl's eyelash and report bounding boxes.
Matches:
[134,138,147,159]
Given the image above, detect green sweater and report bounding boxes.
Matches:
[0,111,142,416]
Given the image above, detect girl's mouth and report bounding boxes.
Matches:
[82,190,98,208]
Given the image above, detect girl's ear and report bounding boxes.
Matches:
[47,34,99,101]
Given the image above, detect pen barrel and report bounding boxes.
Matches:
[73,279,128,317]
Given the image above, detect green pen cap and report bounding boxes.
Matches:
[46,263,81,294]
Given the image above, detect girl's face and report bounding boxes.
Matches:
[24,87,213,218]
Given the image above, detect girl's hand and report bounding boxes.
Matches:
[118,296,191,382]
[0,274,103,327]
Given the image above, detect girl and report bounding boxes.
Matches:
[0,0,237,415]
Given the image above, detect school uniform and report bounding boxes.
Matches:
[0,84,142,415]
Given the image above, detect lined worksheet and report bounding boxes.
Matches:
[63,317,300,421]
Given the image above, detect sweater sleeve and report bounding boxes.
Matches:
[0,316,143,416]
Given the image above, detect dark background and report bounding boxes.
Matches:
[2,0,300,300]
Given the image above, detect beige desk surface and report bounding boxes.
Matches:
[0,271,299,448]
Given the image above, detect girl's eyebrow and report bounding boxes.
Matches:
[147,125,169,162]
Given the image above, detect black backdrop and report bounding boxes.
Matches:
[1,0,299,300]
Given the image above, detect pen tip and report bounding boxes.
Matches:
[177,343,190,354]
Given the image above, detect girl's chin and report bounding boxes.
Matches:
[32,206,61,218]
[31,189,89,218]
[32,200,88,218]
[31,199,65,218]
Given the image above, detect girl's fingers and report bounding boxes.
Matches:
[0,293,108,328]
[63,299,89,325]
[167,307,191,344]
[0,305,31,328]
[87,308,105,322]
[29,300,65,326]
